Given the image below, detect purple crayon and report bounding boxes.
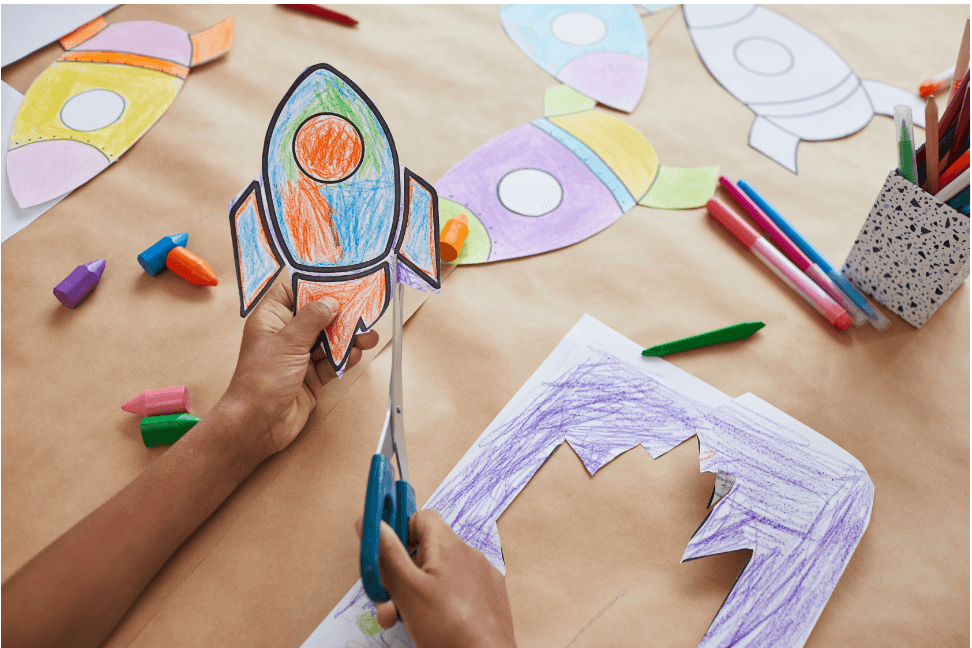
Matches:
[53,259,105,308]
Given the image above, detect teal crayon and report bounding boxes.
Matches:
[140,413,200,447]
[138,233,188,276]
[642,321,765,357]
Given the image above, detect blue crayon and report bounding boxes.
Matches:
[138,233,188,276]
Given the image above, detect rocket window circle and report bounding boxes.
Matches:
[59,89,126,132]
[733,37,795,77]
[497,168,563,217]
[293,113,365,184]
[551,12,607,46]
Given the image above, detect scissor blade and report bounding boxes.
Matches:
[388,259,409,483]
[375,403,395,462]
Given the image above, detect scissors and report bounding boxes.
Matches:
[360,258,416,603]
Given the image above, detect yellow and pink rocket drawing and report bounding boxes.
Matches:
[6,15,234,208]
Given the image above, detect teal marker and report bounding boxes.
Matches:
[642,321,765,357]
[895,105,917,184]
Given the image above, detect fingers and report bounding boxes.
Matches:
[354,330,380,351]
[377,521,426,598]
[280,298,340,352]
[375,601,399,629]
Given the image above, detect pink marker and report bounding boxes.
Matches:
[706,198,852,331]
[719,176,866,326]
[121,386,191,417]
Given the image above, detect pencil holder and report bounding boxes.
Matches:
[841,169,969,328]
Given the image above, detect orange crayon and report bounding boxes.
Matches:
[166,246,218,286]
[439,213,469,262]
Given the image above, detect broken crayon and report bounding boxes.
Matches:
[138,233,188,276]
[140,413,200,447]
[122,386,191,417]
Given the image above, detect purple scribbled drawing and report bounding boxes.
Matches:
[302,317,873,648]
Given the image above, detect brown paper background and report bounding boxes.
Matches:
[2,5,968,647]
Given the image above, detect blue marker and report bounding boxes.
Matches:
[737,180,889,330]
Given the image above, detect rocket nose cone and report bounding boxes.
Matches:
[7,140,109,208]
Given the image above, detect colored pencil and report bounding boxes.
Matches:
[949,19,970,103]
[283,4,358,26]
[924,96,940,193]
[943,85,970,168]
[940,150,970,187]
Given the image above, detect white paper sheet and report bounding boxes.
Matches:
[0,4,116,67]
[2,82,69,243]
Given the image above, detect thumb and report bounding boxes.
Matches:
[377,520,424,599]
[280,297,340,352]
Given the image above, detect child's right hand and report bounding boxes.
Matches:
[355,510,517,648]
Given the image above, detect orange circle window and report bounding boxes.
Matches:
[293,113,364,184]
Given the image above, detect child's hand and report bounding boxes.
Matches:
[356,510,517,648]
[216,280,379,470]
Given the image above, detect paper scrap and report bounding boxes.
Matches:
[435,106,717,264]
[2,82,69,243]
[0,4,117,67]
[684,4,926,173]
[303,315,872,647]
[500,5,649,113]
[6,17,234,209]
[228,65,441,372]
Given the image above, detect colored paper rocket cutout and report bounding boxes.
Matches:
[229,64,440,373]
[6,16,234,208]
[500,4,649,113]
[435,92,719,264]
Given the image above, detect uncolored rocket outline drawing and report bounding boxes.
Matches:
[228,64,440,373]
[683,4,927,174]
[301,315,873,648]
[5,15,234,208]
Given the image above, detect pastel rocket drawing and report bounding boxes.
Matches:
[500,4,649,113]
[435,86,719,264]
[684,4,926,173]
[6,15,234,208]
[229,64,440,372]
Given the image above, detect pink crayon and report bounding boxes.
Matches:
[121,386,191,417]
[53,259,105,308]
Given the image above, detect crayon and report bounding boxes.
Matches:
[138,233,189,276]
[440,213,469,262]
[122,386,191,418]
[166,246,218,286]
[642,321,765,357]
[140,413,200,447]
[283,4,357,26]
[53,259,105,308]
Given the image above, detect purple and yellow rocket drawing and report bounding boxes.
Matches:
[229,64,440,372]
[684,4,926,173]
[436,92,719,264]
[6,16,234,208]
[500,4,649,113]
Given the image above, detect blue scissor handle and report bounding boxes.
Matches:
[361,454,416,602]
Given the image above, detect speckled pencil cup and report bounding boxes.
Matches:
[842,169,969,328]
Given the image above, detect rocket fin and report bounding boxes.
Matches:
[190,16,235,67]
[639,165,720,209]
[229,180,283,317]
[544,84,596,118]
[861,79,926,128]
[748,116,800,173]
[60,16,108,49]
[395,169,441,292]
[293,265,390,373]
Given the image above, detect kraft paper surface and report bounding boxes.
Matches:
[2,5,968,648]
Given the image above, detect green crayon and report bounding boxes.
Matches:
[642,321,765,357]
[140,413,200,447]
